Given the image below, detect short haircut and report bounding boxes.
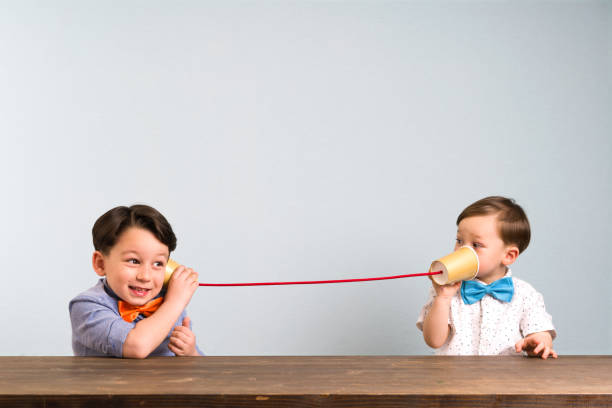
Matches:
[457,196,531,253]
[92,205,177,255]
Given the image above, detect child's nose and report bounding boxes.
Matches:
[136,265,152,281]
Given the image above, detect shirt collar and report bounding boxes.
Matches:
[102,278,121,300]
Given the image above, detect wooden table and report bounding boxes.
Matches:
[0,356,610,407]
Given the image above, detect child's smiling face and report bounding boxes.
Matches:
[454,214,518,284]
[93,227,169,305]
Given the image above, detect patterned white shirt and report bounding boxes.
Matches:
[416,270,556,355]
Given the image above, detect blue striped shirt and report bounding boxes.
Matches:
[69,278,203,357]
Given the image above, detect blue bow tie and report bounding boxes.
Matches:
[460,276,514,305]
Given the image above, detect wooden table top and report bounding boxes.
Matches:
[1,355,610,407]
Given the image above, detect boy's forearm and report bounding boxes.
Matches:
[422,296,452,349]
[122,300,184,359]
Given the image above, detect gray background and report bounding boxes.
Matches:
[1,0,610,356]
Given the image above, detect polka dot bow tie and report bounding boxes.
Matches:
[460,277,514,305]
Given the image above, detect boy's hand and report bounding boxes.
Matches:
[165,265,199,309]
[169,317,199,356]
[430,276,461,299]
[515,331,558,359]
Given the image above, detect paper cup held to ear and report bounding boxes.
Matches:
[164,258,180,287]
[430,246,479,285]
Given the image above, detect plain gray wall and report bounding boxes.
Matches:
[1,0,610,356]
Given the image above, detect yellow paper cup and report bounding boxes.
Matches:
[430,246,479,285]
[164,258,180,287]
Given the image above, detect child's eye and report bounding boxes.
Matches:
[456,238,463,245]
[127,258,140,264]
[154,261,164,268]
[473,243,482,249]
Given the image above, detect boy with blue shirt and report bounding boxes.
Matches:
[69,205,203,358]
[417,196,557,359]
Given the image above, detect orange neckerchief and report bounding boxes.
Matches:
[118,297,164,322]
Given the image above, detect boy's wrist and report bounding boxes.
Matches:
[432,296,453,309]
[433,294,454,302]
[159,296,187,315]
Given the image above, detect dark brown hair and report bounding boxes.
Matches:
[457,196,531,253]
[92,205,177,255]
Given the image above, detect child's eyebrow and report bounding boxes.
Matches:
[456,230,483,240]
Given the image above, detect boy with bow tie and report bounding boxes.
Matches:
[69,205,203,358]
[417,196,557,359]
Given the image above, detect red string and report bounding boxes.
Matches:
[199,271,442,287]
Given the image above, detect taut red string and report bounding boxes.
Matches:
[199,271,442,287]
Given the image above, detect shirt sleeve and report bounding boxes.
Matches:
[69,295,135,357]
[519,287,556,340]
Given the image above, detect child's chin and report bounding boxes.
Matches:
[132,297,152,305]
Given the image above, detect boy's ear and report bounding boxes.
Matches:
[502,245,520,266]
[92,251,107,277]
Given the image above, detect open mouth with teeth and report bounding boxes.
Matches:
[129,286,152,297]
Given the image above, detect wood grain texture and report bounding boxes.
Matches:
[0,356,610,407]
